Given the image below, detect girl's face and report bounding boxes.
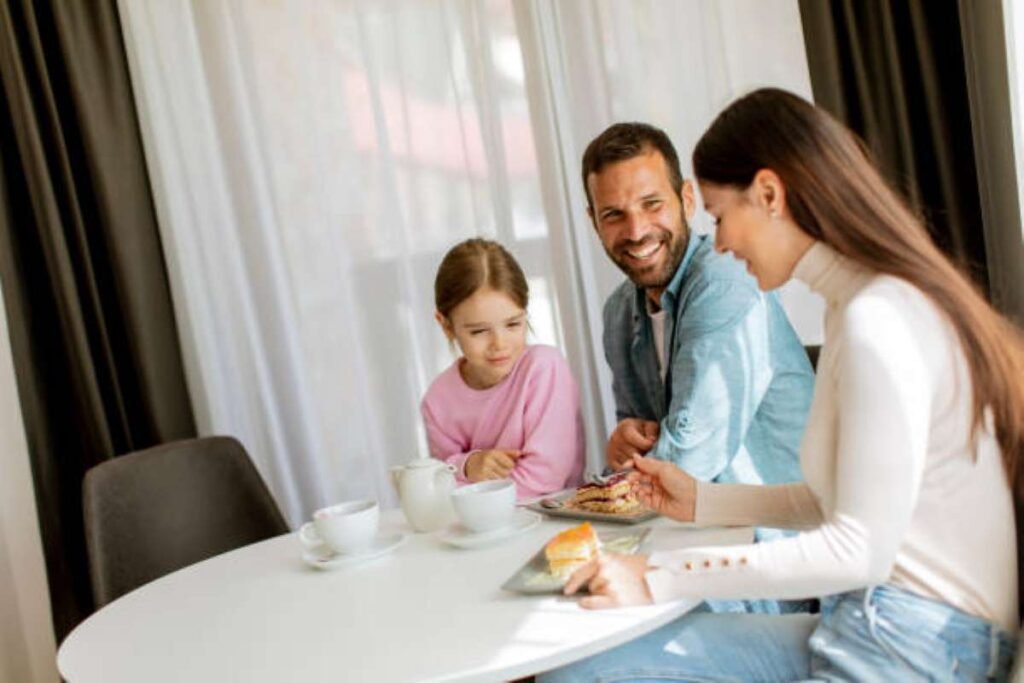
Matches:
[699,174,813,291]
[439,287,527,389]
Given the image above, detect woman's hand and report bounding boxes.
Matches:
[627,455,696,523]
[465,449,520,481]
[563,553,653,609]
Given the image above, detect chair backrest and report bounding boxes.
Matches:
[804,344,821,372]
[83,436,289,607]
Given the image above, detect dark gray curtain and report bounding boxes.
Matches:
[0,0,196,640]
[799,0,989,291]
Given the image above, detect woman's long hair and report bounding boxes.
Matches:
[693,87,1024,485]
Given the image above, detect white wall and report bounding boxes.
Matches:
[1005,0,1024,247]
[994,0,1024,323]
[0,282,58,683]
[960,0,1024,326]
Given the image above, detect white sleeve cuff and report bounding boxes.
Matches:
[644,567,688,603]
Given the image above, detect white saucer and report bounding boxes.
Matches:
[301,532,407,570]
[438,510,542,549]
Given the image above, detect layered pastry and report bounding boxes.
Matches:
[545,521,600,579]
[565,472,643,514]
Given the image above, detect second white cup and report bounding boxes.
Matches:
[450,480,516,533]
[299,499,379,555]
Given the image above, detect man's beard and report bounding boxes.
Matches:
[606,219,689,290]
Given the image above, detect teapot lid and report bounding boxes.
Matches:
[406,457,441,469]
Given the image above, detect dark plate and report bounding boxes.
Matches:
[527,491,658,525]
[500,527,651,594]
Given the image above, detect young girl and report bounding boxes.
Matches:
[421,238,585,501]
[542,89,1024,681]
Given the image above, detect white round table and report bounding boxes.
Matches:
[57,510,752,682]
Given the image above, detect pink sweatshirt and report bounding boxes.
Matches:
[420,345,585,500]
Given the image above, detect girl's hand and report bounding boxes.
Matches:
[563,552,653,609]
[627,455,696,523]
[465,449,521,481]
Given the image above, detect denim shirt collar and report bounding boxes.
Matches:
[631,233,702,327]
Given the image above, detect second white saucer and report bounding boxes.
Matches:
[438,510,541,549]
[301,532,407,570]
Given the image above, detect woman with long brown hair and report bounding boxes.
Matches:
[540,88,1024,681]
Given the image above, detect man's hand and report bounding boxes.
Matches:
[563,552,653,609]
[465,449,521,481]
[606,418,659,470]
[627,455,696,523]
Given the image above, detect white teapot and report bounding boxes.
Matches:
[390,458,457,532]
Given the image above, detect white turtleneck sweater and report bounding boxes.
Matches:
[644,242,1018,631]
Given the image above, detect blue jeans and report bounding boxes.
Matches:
[703,597,812,616]
[538,584,1016,682]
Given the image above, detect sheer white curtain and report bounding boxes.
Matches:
[118,0,820,525]
[522,0,825,343]
[119,0,580,524]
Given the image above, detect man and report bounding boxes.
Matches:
[582,122,814,613]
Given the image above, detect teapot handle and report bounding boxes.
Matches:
[298,522,322,549]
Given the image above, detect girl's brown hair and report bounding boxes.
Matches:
[693,87,1024,484]
[434,238,529,319]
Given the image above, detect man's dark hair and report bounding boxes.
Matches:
[581,122,684,211]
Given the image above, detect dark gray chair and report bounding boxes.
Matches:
[83,436,289,607]
[804,345,821,372]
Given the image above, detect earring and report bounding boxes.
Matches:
[769,209,778,219]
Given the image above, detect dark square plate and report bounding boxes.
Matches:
[527,491,658,525]
[501,527,651,594]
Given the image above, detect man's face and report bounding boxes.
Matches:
[587,151,695,297]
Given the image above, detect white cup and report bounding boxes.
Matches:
[450,480,516,533]
[298,500,379,555]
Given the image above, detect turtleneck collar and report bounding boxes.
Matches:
[792,241,874,307]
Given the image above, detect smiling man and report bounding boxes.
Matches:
[582,123,814,614]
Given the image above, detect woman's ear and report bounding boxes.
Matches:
[435,311,454,340]
[752,168,787,219]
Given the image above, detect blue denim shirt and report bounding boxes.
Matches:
[603,234,812,490]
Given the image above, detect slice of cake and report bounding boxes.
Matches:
[565,472,643,514]
[544,521,600,579]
